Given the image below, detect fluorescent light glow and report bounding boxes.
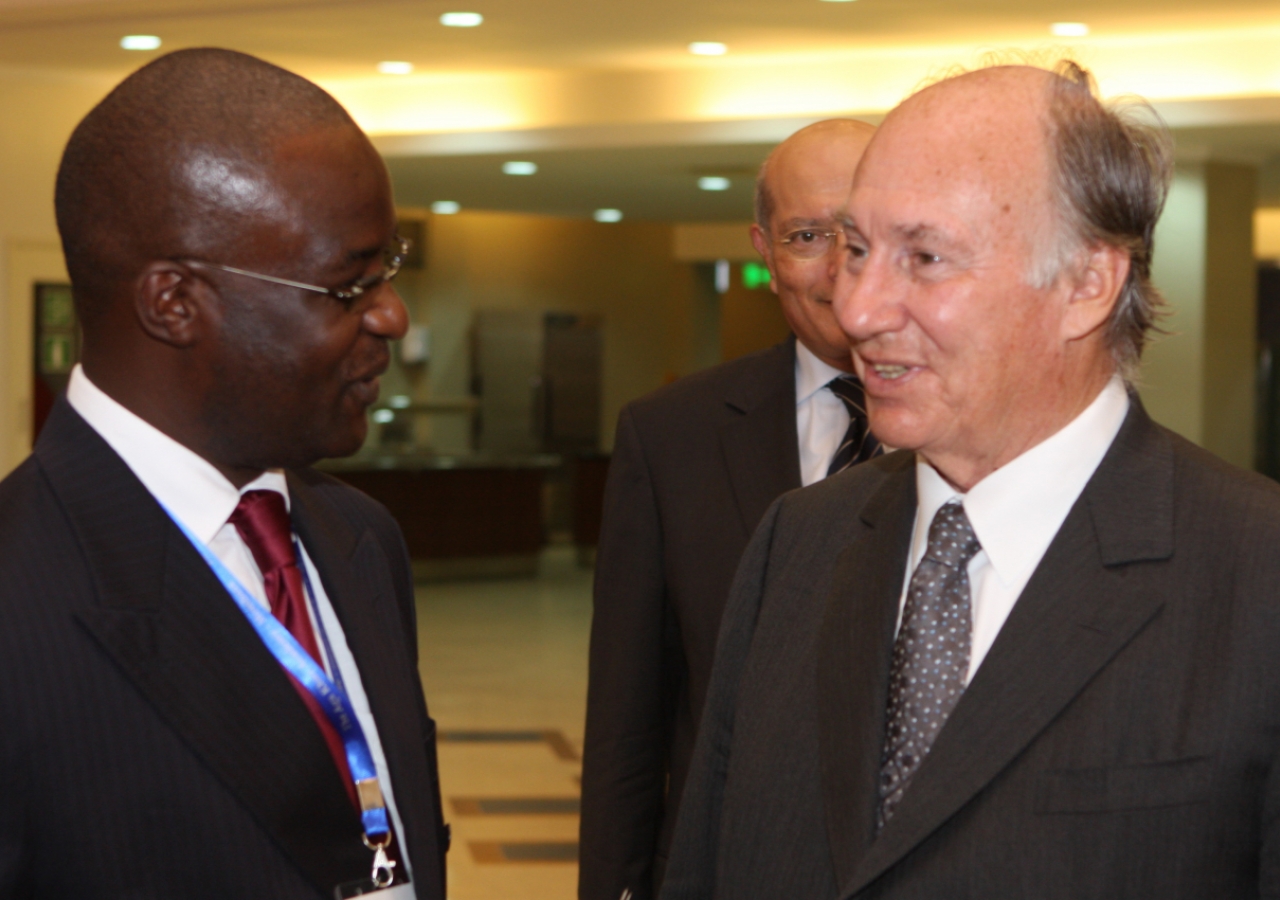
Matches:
[120,35,161,50]
[377,61,414,75]
[372,409,395,424]
[432,200,461,214]
[698,176,731,191]
[503,160,538,175]
[389,395,412,409]
[689,42,728,56]
[440,11,484,27]
[1051,22,1089,37]
[594,209,623,222]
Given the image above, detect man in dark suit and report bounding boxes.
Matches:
[579,119,878,900]
[661,63,1280,898]
[0,49,447,898]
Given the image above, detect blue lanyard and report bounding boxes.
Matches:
[162,506,390,843]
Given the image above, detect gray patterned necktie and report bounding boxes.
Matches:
[877,501,981,832]
[826,375,882,477]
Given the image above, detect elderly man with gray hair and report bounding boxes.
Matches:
[660,62,1280,899]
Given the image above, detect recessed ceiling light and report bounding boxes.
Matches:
[432,200,461,214]
[698,176,731,191]
[1050,22,1089,36]
[120,35,162,50]
[377,61,414,75]
[502,161,537,175]
[689,42,728,56]
[440,11,483,27]
[594,209,623,223]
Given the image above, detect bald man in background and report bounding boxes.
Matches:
[579,119,879,900]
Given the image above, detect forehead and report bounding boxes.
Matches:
[270,128,393,224]
[850,70,1055,238]
[769,128,872,221]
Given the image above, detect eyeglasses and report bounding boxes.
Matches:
[184,235,410,303]
[775,229,842,260]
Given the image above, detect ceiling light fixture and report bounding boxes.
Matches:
[377,61,414,75]
[440,11,484,27]
[594,209,623,223]
[120,35,162,50]
[502,161,537,175]
[1050,22,1089,36]
[689,42,728,56]
[432,201,461,214]
[698,176,731,191]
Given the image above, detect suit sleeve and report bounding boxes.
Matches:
[658,495,783,900]
[579,406,674,900]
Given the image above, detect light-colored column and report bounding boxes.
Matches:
[1140,161,1257,470]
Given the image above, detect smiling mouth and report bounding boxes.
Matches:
[871,363,910,380]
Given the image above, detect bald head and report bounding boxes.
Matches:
[755,118,876,235]
[55,47,363,324]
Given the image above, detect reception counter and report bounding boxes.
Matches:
[319,453,560,580]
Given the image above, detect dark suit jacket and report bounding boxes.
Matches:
[0,399,447,899]
[661,399,1280,899]
[579,338,802,900]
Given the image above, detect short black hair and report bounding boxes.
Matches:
[55,47,357,323]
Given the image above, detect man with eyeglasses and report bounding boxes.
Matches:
[0,49,446,898]
[579,119,878,900]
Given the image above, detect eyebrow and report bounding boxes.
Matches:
[892,223,963,249]
[778,217,837,231]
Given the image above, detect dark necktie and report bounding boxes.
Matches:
[826,375,882,477]
[877,501,980,831]
[229,490,357,806]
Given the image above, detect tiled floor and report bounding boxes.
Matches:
[416,545,592,900]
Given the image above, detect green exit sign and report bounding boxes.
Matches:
[742,260,771,290]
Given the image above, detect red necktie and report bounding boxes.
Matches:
[229,489,358,808]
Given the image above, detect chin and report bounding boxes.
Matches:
[866,413,926,454]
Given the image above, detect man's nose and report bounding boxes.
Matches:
[364,282,410,340]
[832,250,899,343]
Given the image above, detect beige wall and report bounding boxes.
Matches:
[0,68,114,477]
[389,210,714,453]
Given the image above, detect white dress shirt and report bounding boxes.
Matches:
[66,364,413,882]
[795,341,859,487]
[902,376,1130,682]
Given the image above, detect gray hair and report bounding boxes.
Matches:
[1035,61,1174,376]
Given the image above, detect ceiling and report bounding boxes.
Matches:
[10,0,1280,219]
[388,143,769,223]
[3,0,1280,77]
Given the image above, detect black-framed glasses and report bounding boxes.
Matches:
[184,235,410,302]
[776,229,841,260]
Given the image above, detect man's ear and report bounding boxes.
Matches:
[1062,243,1130,343]
[133,261,215,349]
[749,224,779,295]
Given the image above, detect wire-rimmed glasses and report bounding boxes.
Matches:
[184,235,410,303]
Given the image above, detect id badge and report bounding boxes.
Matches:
[333,878,415,899]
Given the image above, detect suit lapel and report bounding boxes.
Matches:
[839,402,1176,898]
[719,337,803,535]
[289,472,445,888]
[817,454,917,886]
[37,401,369,892]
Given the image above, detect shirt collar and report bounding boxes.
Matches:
[795,340,851,406]
[66,364,290,544]
[913,375,1130,588]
